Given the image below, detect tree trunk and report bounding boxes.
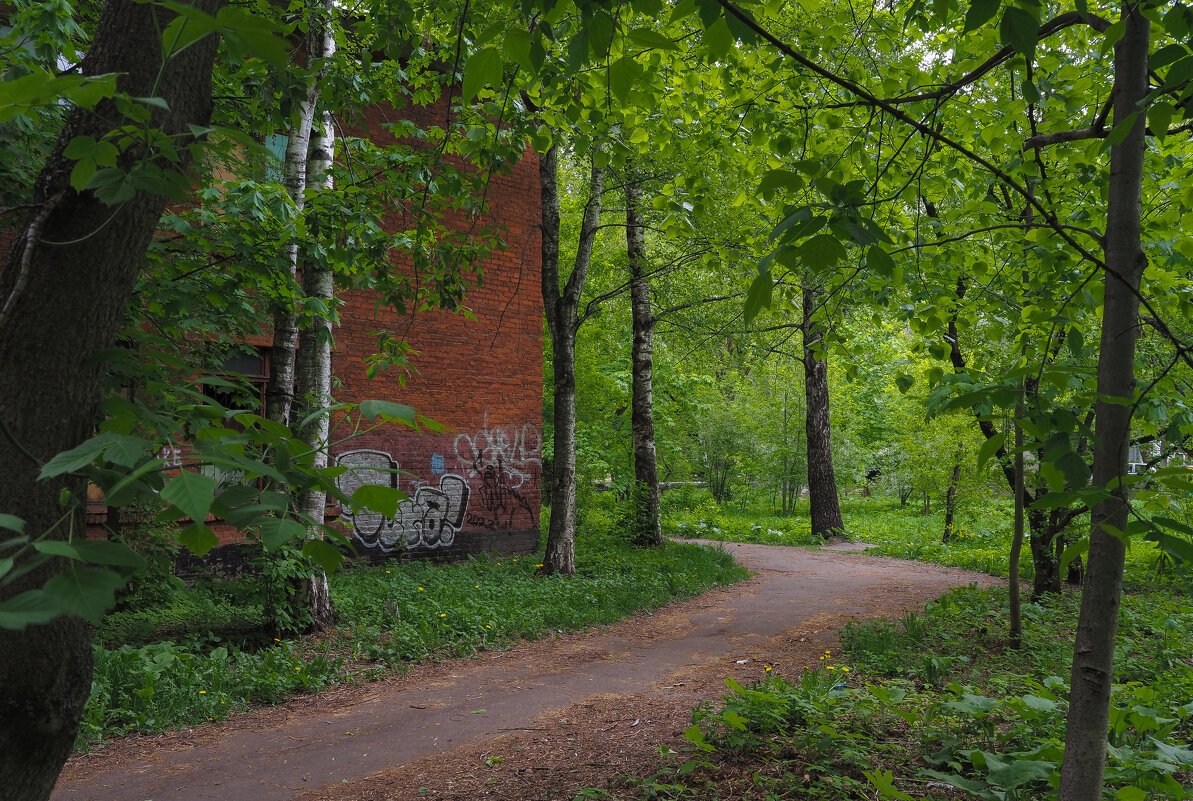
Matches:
[1009,386,1026,647]
[802,281,843,537]
[266,21,325,427]
[942,442,963,542]
[948,280,1066,596]
[294,71,337,631]
[625,162,662,547]
[1028,508,1062,599]
[539,143,604,576]
[1059,5,1148,799]
[0,1,221,796]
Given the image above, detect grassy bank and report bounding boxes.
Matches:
[593,584,1193,800]
[78,532,748,749]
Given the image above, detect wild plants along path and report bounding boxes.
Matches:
[53,543,999,801]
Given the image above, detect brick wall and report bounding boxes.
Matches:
[329,101,544,560]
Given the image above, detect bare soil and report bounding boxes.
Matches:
[52,542,999,801]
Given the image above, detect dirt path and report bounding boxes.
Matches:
[53,543,999,801]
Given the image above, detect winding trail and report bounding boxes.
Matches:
[53,543,999,801]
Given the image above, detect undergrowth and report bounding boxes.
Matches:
[588,585,1193,800]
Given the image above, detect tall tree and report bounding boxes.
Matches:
[1059,3,1149,796]
[0,0,223,795]
[801,280,844,536]
[540,142,605,575]
[625,159,663,546]
[293,2,338,629]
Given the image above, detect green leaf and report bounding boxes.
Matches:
[986,759,1055,789]
[627,27,680,51]
[302,538,343,574]
[977,432,1005,471]
[1161,56,1193,91]
[964,0,1001,31]
[1116,787,1148,801]
[864,768,916,800]
[0,514,24,534]
[502,28,534,72]
[352,484,404,519]
[1000,6,1039,61]
[1065,327,1084,357]
[608,56,642,103]
[703,17,733,59]
[758,169,804,199]
[1102,111,1140,147]
[43,565,126,623]
[1054,450,1091,490]
[1150,44,1187,71]
[359,399,416,423]
[743,271,773,324]
[1021,694,1056,712]
[463,46,503,101]
[177,522,219,555]
[799,234,847,271]
[256,517,308,551]
[0,589,64,630]
[38,432,119,480]
[72,540,147,569]
[1148,101,1175,141]
[866,246,897,279]
[895,374,915,393]
[159,5,217,58]
[160,471,217,523]
[1060,539,1089,574]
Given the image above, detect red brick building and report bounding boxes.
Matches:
[326,103,544,559]
[93,101,544,562]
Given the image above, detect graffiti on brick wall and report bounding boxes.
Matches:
[335,449,470,551]
[454,418,540,530]
[454,418,542,485]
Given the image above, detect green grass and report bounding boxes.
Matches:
[599,584,1193,800]
[78,531,748,750]
[586,493,1193,801]
[669,493,1185,592]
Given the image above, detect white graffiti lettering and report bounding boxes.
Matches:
[334,449,470,551]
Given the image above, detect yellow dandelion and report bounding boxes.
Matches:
[440,613,447,617]
[273,638,281,642]
[386,570,391,574]
[475,585,480,588]
[842,667,850,673]
[418,587,424,591]
[764,665,772,673]
[535,564,543,568]
[826,666,835,670]
[295,666,301,671]
[485,625,491,629]
[199,690,207,694]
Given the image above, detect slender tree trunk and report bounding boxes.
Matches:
[1059,6,1148,798]
[539,143,604,576]
[1009,386,1026,647]
[625,162,662,547]
[267,20,325,426]
[802,281,843,536]
[948,280,1065,595]
[0,1,221,796]
[942,442,963,542]
[294,69,337,631]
